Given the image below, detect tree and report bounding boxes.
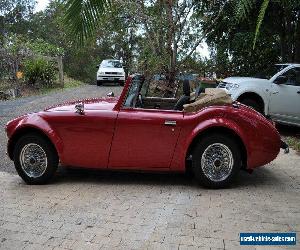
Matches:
[196,0,282,77]
[236,0,300,62]
[0,0,36,37]
[64,0,225,84]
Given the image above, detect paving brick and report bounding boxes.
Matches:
[0,149,299,249]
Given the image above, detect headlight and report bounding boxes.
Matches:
[224,83,239,91]
[98,71,105,75]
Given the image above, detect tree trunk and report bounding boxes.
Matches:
[284,5,293,62]
[294,12,300,63]
[165,0,177,86]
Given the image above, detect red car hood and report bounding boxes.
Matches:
[45,97,119,112]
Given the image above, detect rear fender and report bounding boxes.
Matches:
[171,117,248,171]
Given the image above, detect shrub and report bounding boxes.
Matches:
[23,58,57,87]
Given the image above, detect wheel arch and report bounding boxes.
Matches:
[237,92,265,113]
[185,126,247,170]
[8,126,60,161]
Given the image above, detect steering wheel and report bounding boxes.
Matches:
[136,93,144,108]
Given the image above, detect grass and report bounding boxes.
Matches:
[3,76,86,99]
[64,76,85,88]
[285,136,300,152]
[277,124,300,153]
[0,76,85,101]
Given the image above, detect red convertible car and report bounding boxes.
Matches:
[6,75,287,188]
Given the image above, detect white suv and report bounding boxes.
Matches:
[96,59,125,86]
[218,64,300,127]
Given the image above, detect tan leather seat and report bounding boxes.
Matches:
[183,88,233,112]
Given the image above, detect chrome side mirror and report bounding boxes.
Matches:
[107,92,115,97]
[75,102,84,115]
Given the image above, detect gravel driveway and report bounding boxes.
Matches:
[0,84,122,174]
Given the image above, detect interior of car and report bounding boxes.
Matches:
[123,75,204,111]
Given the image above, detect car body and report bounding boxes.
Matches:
[217,63,300,127]
[96,59,125,86]
[6,75,286,188]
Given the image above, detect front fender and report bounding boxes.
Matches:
[6,113,63,160]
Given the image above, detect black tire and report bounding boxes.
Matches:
[96,80,102,86]
[240,98,263,113]
[119,81,125,86]
[13,133,58,185]
[192,133,241,188]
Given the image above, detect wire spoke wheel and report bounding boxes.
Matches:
[19,143,48,178]
[201,143,234,182]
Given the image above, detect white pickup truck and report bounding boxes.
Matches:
[218,64,300,127]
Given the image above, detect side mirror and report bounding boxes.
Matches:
[96,64,99,69]
[107,92,114,97]
[274,75,287,85]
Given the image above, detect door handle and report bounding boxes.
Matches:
[272,91,279,94]
[164,120,176,126]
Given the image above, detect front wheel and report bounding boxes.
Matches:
[13,134,58,184]
[96,80,102,86]
[192,133,241,188]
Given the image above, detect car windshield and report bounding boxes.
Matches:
[254,64,288,79]
[101,60,122,68]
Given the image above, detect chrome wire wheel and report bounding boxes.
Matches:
[201,143,234,182]
[19,143,48,178]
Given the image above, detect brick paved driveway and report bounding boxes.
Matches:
[0,85,299,249]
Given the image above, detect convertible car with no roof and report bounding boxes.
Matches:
[6,75,288,188]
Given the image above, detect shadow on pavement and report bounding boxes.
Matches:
[50,166,279,189]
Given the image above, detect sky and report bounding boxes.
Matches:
[35,0,50,12]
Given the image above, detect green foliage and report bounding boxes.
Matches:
[26,39,64,56]
[23,58,57,87]
[286,136,300,152]
[0,0,36,41]
[64,44,99,83]
[235,0,300,60]
[253,0,270,48]
[64,0,110,44]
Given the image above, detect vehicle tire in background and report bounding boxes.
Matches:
[13,133,58,185]
[240,98,263,114]
[96,80,102,86]
[192,133,241,188]
[119,81,125,86]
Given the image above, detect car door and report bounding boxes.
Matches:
[269,67,300,125]
[108,108,183,169]
[49,110,117,168]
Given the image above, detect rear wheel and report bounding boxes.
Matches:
[13,134,58,184]
[240,98,263,113]
[192,133,241,188]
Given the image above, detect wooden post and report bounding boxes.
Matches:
[57,56,64,87]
